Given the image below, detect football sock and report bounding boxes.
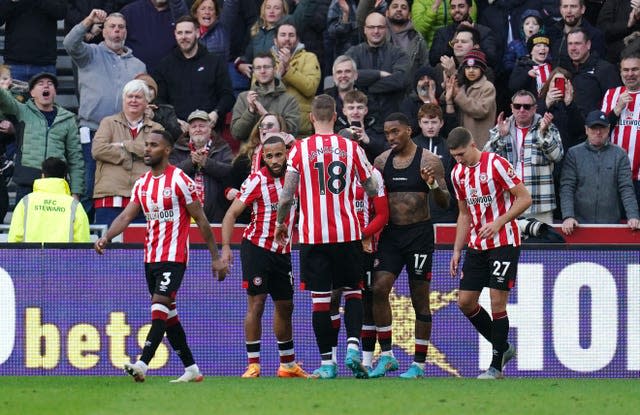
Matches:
[278,339,295,367]
[140,303,168,364]
[311,291,334,360]
[246,340,261,364]
[361,324,376,367]
[330,314,340,363]
[490,311,509,370]
[343,289,363,341]
[414,339,429,364]
[377,325,393,355]
[464,304,492,342]
[165,303,195,367]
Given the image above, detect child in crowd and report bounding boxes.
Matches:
[509,34,553,96]
[503,9,546,72]
[446,49,496,149]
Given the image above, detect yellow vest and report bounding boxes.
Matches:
[8,178,90,243]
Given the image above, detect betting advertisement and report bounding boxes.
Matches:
[0,246,638,377]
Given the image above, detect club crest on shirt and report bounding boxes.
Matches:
[507,167,516,178]
[253,276,263,286]
[479,173,488,183]
[187,183,196,193]
[163,187,172,198]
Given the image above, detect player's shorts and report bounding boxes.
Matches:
[145,262,186,299]
[460,245,521,292]
[362,252,375,291]
[299,241,363,292]
[240,239,293,301]
[374,220,434,281]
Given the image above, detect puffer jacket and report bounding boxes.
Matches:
[92,112,163,198]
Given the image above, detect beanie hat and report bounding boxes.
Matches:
[521,9,543,28]
[527,34,550,53]
[462,49,487,72]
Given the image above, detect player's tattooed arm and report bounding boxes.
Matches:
[277,170,300,224]
[420,150,450,209]
[363,176,379,198]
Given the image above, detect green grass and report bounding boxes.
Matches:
[0,377,638,415]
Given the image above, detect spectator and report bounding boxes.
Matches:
[601,49,640,201]
[509,34,553,96]
[191,0,229,63]
[596,0,640,64]
[485,89,564,224]
[336,90,387,163]
[412,103,458,223]
[8,158,90,243]
[92,79,163,225]
[153,15,234,128]
[120,0,189,71]
[0,73,85,203]
[345,12,410,122]
[399,65,443,134]
[411,0,477,46]
[171,109,233,222]
[0,0,66,81]
[446,49,496,149]
[65,1,117,44]
[548,0,606,68]
[134,73,184,143]
[327,0,369,67]
[560,110,640,234]
[231,54,300,141]
[562,27,620,116]
[272,22,321,136]
[503,9,547,73]
[64,9,147,220]
[429,0,498,68]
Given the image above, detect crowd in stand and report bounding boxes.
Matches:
[1,0,639,234]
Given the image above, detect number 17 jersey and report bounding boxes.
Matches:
[288,133,372,244]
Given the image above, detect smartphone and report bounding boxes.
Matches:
[350,121,362,128]
[554,77,565,96]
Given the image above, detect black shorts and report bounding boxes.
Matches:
[460,245,521,292]
[240,239,293,301]
[299,241,363,292]
[374,221,434,281]
[362,252,374,290]
[145,262,186,299]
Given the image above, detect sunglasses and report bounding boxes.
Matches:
[512,103,534,110]
[259,122,276,130]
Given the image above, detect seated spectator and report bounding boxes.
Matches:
[153,15,234,129]
[412,103,458,223]
[0,1,66,81]
[92,79,162,225]
[120,0,189,71]
[231,54,300,141]
[171,110,233,222]
[446,49,496,149]
[0,73,85,203]
[335,90,387,163]
[509,34,553,96]
[272,22,321,137]
[486,89,564,224]
[560,110,640,234]
[134,73,184,143]
[8,158,90,243]
[191,0,229,63]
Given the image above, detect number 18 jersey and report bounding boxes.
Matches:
[288,133,372,244]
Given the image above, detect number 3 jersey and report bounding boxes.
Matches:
[288,133,372,244]
[451,151,522,250]
[131,164,198,263]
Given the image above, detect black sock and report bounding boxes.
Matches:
[490,311,509,370]
[140,318,166,364]
[166,321,195,368]
[464,304,492,342]
[343,290,363,340]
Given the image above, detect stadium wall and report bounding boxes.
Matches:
[0,245,638,378]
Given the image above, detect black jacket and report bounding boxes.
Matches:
[429,22,499,69]
[153,44,234,120]
[0,0,66,66]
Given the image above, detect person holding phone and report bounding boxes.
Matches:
[337,90,388,163]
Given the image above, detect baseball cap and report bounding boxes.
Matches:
[187,109,210,123]
[585,110,609,127]
[28,72,58,91]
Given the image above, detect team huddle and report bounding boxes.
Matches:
[94,95,532,382]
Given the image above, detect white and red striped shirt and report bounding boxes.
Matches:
[601,86,640,180]
[131,165,197,263]
[451,152,522,250]
[534,63,552,94]
[288,133,372,244]
[354,168,386,251]
[238,166,296,254]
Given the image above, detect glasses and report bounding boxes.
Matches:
[512,103,534,110]
[259,122,276,130]
[253,65,273,71]
[365,25,386,30]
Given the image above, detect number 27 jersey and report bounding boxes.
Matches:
[288,134,372,244]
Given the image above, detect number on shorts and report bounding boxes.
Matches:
[313,161,347,195]
[160,272,172,287]
[491,261,511,277]
[365,270,372,287]
[414,254,428,271]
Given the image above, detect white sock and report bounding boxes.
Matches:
[185,363,199,373]
[362,351,373,367]
[331,346,337,364]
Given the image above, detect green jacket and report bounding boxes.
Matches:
[0,88,84,195]
[411,0,477,46]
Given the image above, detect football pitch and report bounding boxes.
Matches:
[1,376,637,415]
